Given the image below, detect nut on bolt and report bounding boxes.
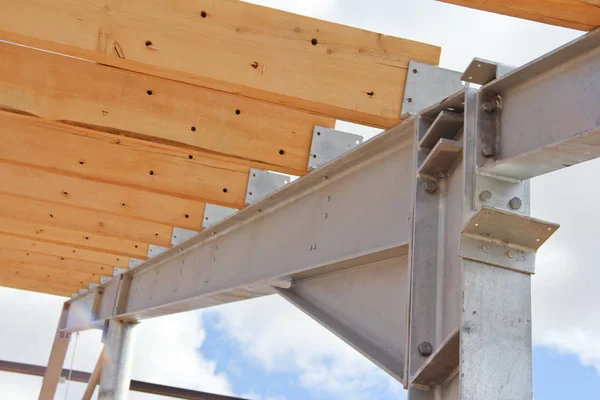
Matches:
[509,197,523,210]
[424,180,437,194]
[479,190,492,202]
[482,98,500,112]
[418,341,433,357]
[481,145,494,158]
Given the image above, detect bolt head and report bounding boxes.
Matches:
[479,190,492,202]
[418,341,433,357]
[509,197,523,210]
[481,145,494,158]
[481,244,492,253]
[482,98,499,112]
[507,249,517,259]
[424,180,437,194]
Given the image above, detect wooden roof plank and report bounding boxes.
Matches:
[0,43,333,175]
[0,193,173,247]
[0,215,148,259]
[0,111,249,209]
[0,247,112,276]
[0,277,75,298]
[0,0,440,127]
[438,0,600,31]
[0,233,129,267]
[0,162,206,230]
[0,261,101,288]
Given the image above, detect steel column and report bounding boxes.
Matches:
[98,320,137,400]
[38,303,71,400]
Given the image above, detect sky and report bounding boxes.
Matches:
[1,0,599,399]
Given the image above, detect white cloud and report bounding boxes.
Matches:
[210,295,405,400]
[0,287,232,399]
[531,159,600,373]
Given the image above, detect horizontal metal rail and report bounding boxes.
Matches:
[0,359,245,400]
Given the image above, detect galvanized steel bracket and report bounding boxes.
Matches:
[245,168,290,205]
[308,126,363,169]
[458,206,559,274]
[461,58,514,86]
[401,61,465,118]
[202,204,238,228]
[171,227,198,246]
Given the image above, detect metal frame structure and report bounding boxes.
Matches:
[37,27,600,399]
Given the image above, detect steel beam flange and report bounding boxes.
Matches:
[308,126,363,169]
[245,168,290,205]
[461,58,514,85]
[458,206,559,274]
[401,61,465,118]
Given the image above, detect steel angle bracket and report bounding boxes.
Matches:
[171,227,197,246]
[401,61,465,118]
[309,126,363,169]
[202,204,238,229]
[461,58,515,86]
[245,168,290,205]
[459,206,559,274]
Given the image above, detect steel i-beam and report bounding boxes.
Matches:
[38,27,600,400]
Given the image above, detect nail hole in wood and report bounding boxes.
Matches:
[145,40,153,47]
[149,170,155,175]
[147,90,153,95]
[235,109,241,115]
[311,38,318,45]
[251,61,259,69]
[222,188,228,193]
[367,91,374,97]
[200,11,207,18]
[185,214,190,219]
[191,126,196,132]
[78,161,85,165]
[279,149,285,155]
[188,155,194,159]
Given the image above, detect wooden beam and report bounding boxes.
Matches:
[0,193,173,247]
[438,0,600,31]
[0,110,250,208]
[0,162,206,230]
[0,233,129,267]
[0,261,100,288]
[0,0,440,127]
[0,42,332,175]
[0,247,112,276]
[0,215,148,259]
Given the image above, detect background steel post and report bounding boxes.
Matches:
[39,303,71,400]
[98,320,137,399]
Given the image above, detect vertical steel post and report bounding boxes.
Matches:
[39,303,71,400]
[98,320,137,399]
